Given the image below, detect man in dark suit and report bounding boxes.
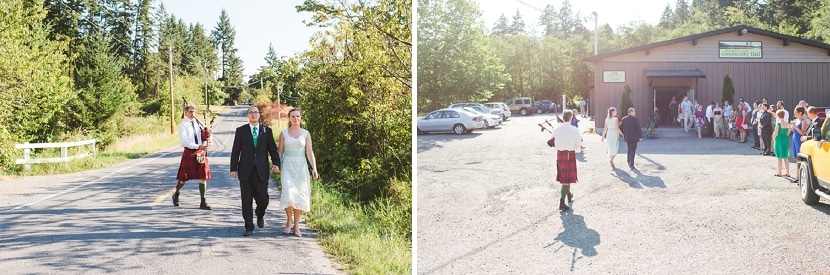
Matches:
[230,106,281,236]
[759,103,774,156]
[801,106,825,142]
[619,108,643,170]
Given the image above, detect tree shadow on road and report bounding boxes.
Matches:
[544,211,600,272]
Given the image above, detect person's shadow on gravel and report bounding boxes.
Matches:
[548,212,600,270]
[633,169,666,188]
[612,168,641,189]
[611,169,666,189]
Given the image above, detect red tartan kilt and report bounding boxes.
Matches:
[177,148,211,181]
[555,150,578,184]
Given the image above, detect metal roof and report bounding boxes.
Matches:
[583,25,830,62]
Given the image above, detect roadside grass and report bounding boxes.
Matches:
[14,133,179,176]
[6,108,231,177]
[306,180,412,274]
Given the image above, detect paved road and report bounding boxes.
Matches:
[417,114,830,274]
[0,106,339,274]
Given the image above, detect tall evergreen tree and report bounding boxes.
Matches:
[620,84,634,115]
[131,0,156,99]
[538,4,557,36]
[509,10,525,35]
[492,13,510,35]
[65,33,136,146]
[211,9,244,102]
[673,0,691,26]
[721,74,735,104]
[659,3,674,29]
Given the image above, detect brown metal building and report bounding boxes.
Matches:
[584,25,830,128]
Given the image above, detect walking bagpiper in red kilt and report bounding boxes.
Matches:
[552,110,582,211]
[173,103,213,210]
[176,133,211,181]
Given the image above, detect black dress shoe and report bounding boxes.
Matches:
[243,229,253,236]
[257,217,265,228]
[172,192,180,206]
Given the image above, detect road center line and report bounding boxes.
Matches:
[8,151,175,211]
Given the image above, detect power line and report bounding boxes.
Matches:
[514,0,544,13]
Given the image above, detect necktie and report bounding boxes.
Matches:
[252,126,258,147]
[191,121,199,144]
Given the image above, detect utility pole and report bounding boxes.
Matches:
[276,83,282,130]
[592,11,598,55]
[204,63,209,112]
[169,46,175,134]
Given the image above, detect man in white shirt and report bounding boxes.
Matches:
[552,110,582,211]
[776,101,789,122]
[681,96,694,132]
[705,102,715,137]
[173,104,212,210]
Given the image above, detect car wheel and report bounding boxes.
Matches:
[536,108,543,114]
[800,162,820,204]
[502,114,508,121]
[453,124,466,135]
[483,120,490,128]
[417,127,424,135]
[520,108,528,116]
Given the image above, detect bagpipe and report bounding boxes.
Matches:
[537,111,564,133]
[539,112,564,147]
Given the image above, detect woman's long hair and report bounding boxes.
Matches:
[607,107,616,118]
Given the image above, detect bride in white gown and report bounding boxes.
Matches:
[279,108,319,237]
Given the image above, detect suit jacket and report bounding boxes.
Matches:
[620,115,641,143]
[760,112,773,134]
[230,124,280,181]
[805,117,825,140]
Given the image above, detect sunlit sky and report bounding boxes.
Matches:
[162,0,322,80]
[475,0,672,34]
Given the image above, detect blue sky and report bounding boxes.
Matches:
[161,0,322,79]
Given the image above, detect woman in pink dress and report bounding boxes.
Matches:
[694,105,706,138]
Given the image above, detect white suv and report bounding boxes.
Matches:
[484,102,511,121]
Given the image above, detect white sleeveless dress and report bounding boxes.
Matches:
[605,117,620,156]
[280,129,311,211]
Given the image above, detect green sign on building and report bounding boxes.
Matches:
[719,41,762,58]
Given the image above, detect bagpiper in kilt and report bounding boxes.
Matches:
[552,110,582,211]
[173,103,212,210]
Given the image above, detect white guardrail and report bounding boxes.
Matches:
[15,139,96,170]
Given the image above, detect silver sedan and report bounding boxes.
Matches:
[417,108,485,135]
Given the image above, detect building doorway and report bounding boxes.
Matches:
[654,89,689,126]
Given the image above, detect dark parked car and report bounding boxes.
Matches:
[534,100,555,114]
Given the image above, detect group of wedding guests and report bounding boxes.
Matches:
[665,96,825,182]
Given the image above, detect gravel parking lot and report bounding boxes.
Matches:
[417,114,830,274]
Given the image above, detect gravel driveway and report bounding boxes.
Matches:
[417,114,830,274]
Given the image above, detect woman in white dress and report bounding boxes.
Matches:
[601,107,622,169]
[279,108,319,237]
